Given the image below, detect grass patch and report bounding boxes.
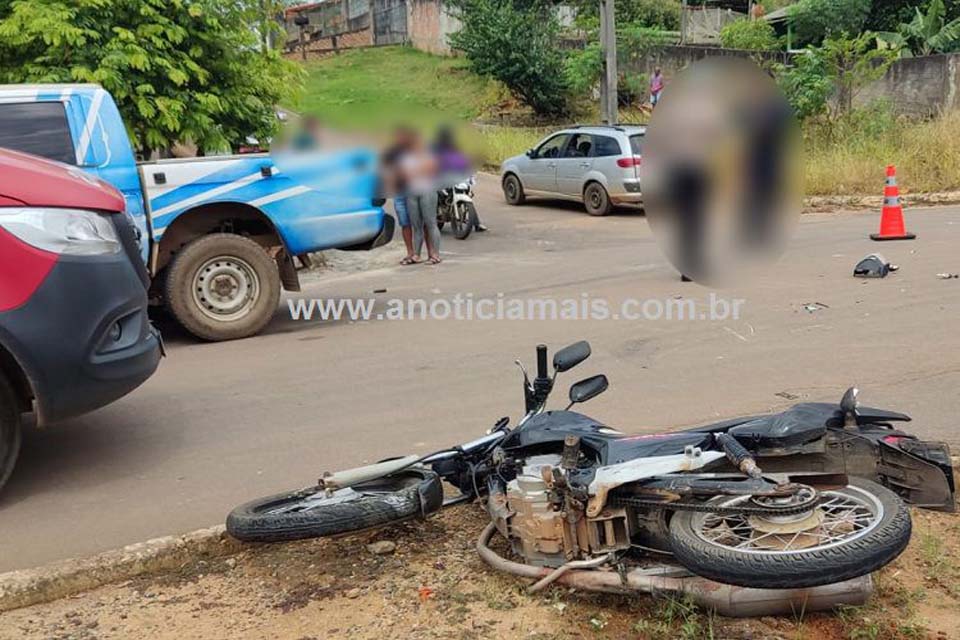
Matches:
[805,104,960,196]
[300,45,503,131]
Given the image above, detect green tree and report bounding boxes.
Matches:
[788,0,871,46]
[877,0,960,56]
[572,0,681,31]
[776,31,895,119]
[0,0,303,155]
[719,18,779,50]
[449,0,570,117]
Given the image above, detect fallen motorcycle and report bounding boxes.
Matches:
[227,341,954,593]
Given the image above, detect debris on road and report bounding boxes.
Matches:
[366,541,396,555]
[854,253,896,278]
[937,273,960,279]
[802,302,830,313]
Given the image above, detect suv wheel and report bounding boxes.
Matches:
[583,182,612,216]
[502,174,526,205]
[0,372,22,493]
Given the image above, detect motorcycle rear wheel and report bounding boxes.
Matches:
[667,477,911,589]
[226,468,442,542]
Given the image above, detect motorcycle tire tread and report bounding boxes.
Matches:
[667,477,911,589]
[226,468,442,542]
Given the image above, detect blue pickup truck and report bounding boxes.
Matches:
[0,84,392,341]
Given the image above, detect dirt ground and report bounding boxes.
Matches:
[2,503,958,640]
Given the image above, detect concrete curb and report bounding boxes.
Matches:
[0,525,243,613]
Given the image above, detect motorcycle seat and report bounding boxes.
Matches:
[728,403,830,449]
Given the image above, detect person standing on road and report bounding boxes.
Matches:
[382,127,418,264]
[402,133,442,264]
[650,68,665,108]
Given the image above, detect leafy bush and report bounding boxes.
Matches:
[788,0,871,46]
[571,0,681,30]
[0,0,301,155]
[774,49,832,120]
[719,19,779,50]
[449,0,570,117]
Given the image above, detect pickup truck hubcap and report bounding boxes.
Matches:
[193,255,260,321]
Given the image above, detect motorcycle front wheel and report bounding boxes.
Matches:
[451,201,478,239]
[226,468,442,542]
[667,477,911,589]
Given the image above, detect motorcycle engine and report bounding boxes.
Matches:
[500,455,634,568]
[505,456,568,567]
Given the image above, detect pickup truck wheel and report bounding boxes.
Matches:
[165,233,281,342]
[0,373,22,493]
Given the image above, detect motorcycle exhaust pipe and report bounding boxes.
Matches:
[476,523,873,617]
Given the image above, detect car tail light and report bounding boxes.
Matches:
[617,156,642,168]
[0,207,121,256]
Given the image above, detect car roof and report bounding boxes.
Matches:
[562,125,646,135]
[0,148,124,211]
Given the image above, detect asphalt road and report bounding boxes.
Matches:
[2,176,959,571]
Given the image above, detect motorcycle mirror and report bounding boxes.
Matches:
[568,374,608,407]
[553,341,591,373]
[840,386,859,414]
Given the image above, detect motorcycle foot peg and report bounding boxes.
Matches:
[717,433,762,479]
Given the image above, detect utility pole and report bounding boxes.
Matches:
[599,0,618,125]
[680,0,687,44]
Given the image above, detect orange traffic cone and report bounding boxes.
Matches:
[871,165,915,241]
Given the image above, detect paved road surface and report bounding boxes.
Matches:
[2,176,959,571]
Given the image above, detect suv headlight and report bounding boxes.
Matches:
[0,208,121,256]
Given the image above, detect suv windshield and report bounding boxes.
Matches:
[629,134,644,155]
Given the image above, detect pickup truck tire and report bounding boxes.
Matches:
[165,233,281,342]
[0,373,22,493]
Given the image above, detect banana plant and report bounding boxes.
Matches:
[877,0,960,57]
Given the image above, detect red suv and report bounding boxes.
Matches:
[0,149,162,491]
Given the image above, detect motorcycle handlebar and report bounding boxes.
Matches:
[536,344,548,379]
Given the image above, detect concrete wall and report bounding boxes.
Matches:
[857,53,960,116]
[623,44,789,78]
[407,0,460,55]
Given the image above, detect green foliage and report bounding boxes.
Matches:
[776,31,895,120]
[563,25,671,102]
[719,18,779,50]
[788,0,871,46]
[449,0,570,117]
[0,0,303,154]
[572,0,681,30]
[876,0,960,56]
[774,49,832,120]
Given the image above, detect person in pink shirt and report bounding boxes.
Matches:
[650,67,664,107]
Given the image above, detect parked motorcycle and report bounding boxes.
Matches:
[227,341,954,590]
[436,176,479,239]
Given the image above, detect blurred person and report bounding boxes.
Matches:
[650,68,664,108]
[291,115,323,151]
[432,126,486,232]
[401,132,442,264]
[382,127,418,264]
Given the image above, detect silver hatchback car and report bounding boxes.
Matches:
[500,125,644,216]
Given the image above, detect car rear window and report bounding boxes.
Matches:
[0,102,76,165]
[592,135,622,157]
[629,134,644,155]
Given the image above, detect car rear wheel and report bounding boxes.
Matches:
[583,182,612,216]
[502,174,525,205]
[164,233,281,342]
[0,373,22,493]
